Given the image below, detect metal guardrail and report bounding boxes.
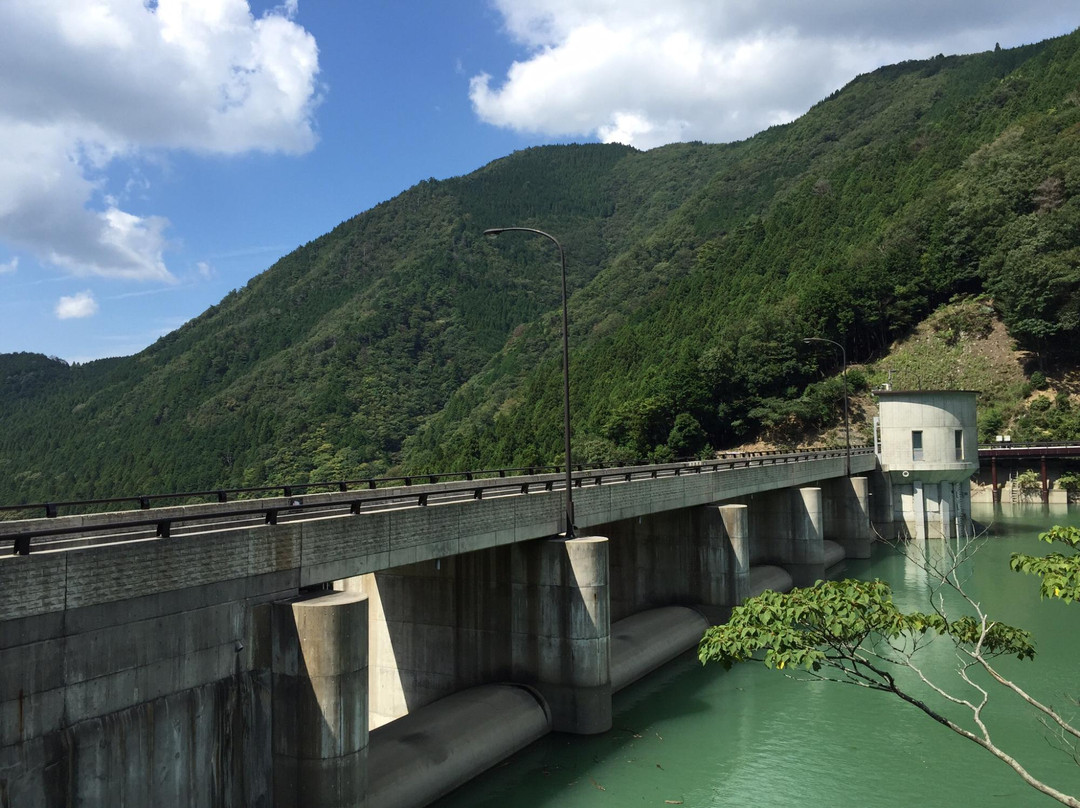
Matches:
[978,442,1080,456]
[978,442,1080,450]
[2,446,873,556]
[0,464,572,520]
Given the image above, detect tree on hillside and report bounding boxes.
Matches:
[699,526,1080,807]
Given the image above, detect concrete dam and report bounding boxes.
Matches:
[1,392,978,807]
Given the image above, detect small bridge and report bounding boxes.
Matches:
[978,442,1080,503]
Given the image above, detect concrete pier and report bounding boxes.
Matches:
[512,536,612,734]
[717,504,751,607]
[271,591,369,808]
[822,476,873,559]
[790,487,825,587]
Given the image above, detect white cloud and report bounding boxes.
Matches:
[0,0,321,281]
[0,256,16,274]
[56,290,100,320]
[472,1,1077,148]
[196,260,214,279]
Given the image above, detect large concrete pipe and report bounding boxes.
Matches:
[609,606,710,692]
[747,565,794,597]
[367,683,551,808]
[823,539,846,575]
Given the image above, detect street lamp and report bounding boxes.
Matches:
[803,337,850,477]
[484,227,575,537]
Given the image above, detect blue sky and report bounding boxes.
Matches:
[0,2,1075,363]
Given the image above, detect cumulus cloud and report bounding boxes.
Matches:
[0,257,16,274]
[0,0,321,281]
[471,0,1077,148]
[56,291,100,320]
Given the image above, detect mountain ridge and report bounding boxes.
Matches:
[2,30,1079,504]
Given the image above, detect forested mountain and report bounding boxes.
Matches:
[3,31,1080,505]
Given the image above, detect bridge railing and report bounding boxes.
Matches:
[978,442,1080,450]
[2,446,873,555]
[978,442,1080,458]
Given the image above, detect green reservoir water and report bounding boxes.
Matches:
[435,505,1080,808]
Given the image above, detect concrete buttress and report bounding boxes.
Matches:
[788,487,825,587]
[511,535,612,734]
[272,591,369,808]
[717,503,750,606]
[824,476,873,559]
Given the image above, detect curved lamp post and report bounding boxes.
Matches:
[804,337,850,477]
[484,227,575,537]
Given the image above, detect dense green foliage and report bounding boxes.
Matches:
[697,577,1036,673]
[1011,524,1080,602]
[3,31,1080,504]
[404,32,1080,472]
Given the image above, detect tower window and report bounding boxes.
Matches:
[912,430,924,461]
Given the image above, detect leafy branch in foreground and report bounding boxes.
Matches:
[699,529,1080,807]
[1011,525,1080,604]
